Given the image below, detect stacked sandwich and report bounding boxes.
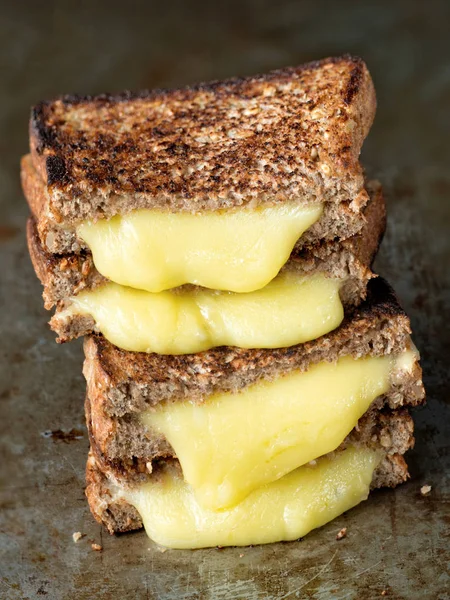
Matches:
[23,56,425,549]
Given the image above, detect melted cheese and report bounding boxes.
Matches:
[77,203,322,293]
[65,272,343,354]
[124,446,380,549]
[141,353,395,510]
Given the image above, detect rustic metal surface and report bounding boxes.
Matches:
[1,1,449,598]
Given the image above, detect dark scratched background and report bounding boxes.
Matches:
[0,1,449,598]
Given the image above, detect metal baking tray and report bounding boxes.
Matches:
[1,2,449,598]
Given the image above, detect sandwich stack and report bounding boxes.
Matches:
[22,56,425,549]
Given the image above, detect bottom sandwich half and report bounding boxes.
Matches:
[86,408,417,549]
[84,278,424,549]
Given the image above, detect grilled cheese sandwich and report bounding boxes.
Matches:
[23,56,424,551]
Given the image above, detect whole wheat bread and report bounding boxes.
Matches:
[29,182,387,346]
[85,354,423,484]
[22,55,376,254]
[85,407,415,535]
[27,180,385,317]
[83,278,424,420]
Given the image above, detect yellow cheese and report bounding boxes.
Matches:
[66,272,343,354]
[124,446,380,549]
[141,353,394,510]
[77,203,323,293]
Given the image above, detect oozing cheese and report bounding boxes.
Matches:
[141,353,398,510]
[77,203,323,293]
[124,446,380,549]
[65,272,343,354]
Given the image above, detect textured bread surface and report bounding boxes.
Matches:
[26,217,105,308]
[82,277,423,418]
[29,56,375,219]
[85,353,423,483]
[26,180,385,314]
[22,155,370,255]
[85,408,415,535]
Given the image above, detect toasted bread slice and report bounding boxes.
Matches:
[23,55,376,253]
[85,408,415,535]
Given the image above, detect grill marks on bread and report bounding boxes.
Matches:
[29,55,375,222]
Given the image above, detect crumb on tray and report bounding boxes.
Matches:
[420,484,432,496]
[72,532,84,543]
[336,527,347,540]
[91,543,103,552]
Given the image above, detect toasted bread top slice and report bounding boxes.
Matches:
[29,55,375,226]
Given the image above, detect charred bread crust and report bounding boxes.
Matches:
[29,56,375,219]
[81,277,421,418]
[24,55,376,256]
[85,408,414,535]
[36,55,369,118]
